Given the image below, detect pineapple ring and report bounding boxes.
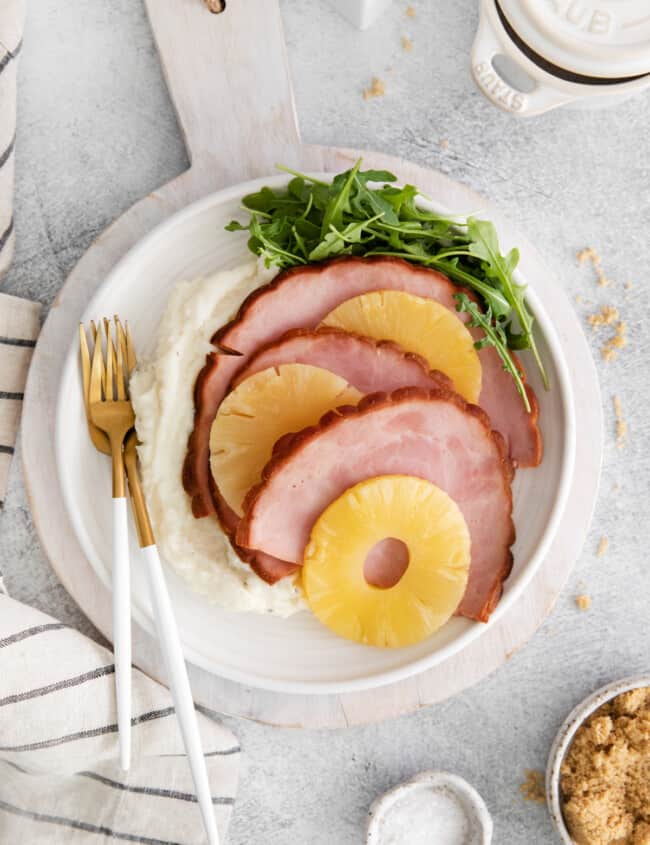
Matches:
[321,290,482,404]
[302,475,471,648]
[210,363,361,515]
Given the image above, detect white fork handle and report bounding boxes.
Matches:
[141,544,219,845]
[112,496,132,771]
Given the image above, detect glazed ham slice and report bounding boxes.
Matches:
[183,257,540,520]
[232,327,451,392]
[216,328,450,583]
[237,388,515,622]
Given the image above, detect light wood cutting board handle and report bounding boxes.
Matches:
[144,0,302,188]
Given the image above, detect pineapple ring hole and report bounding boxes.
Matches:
[363,538,410,589]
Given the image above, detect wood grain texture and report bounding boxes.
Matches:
[145,0,302,187]
[21,0,602,728]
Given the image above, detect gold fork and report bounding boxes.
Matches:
[83,317,135,771]
[89,319,135,497]
[79,319,134,456]
[79,320,219,843]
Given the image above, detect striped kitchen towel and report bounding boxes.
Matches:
[0,590,241,844]
[0,291,40,505]
[0,0,25,277]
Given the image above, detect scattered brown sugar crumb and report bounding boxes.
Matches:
[612,482,620,493]
[439,138,450,150]
[602,322,627,362]
[401,35,413,51]
[588,305,619,329]
[520,769,546,803]
[561,686,650,845]
[597,536,609,557]
[577,247,612,287]
[575,595,592,611]
[405,5,416,17]
[614,395,627,447]
[625,282,634,291]
[363,77,385,100]
[575,294,584,304]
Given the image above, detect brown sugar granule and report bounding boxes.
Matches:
[577,247,612,288]
[439,138,450,150]
[588,305,626,360]
[588,305,619,329]
[561,686,650,845]
[363,77,385,100]
[406,5,416,17]
[602,322,627,362]
[401,35,413,51]
[576,595,592,611]
[614,396,628,447]
[575,294,584,304]
[520,769,546,803]
[597,537,609,557]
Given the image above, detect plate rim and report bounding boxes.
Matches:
[54,172,577,695]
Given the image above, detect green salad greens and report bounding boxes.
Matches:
[226,160,548,410]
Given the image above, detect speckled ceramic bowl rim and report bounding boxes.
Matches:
[366,770,493,844]
[546,674,650,844]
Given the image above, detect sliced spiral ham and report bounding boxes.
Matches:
[237,387,515,622]
[183,257,541,520]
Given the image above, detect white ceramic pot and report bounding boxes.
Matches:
[471,0,650,116]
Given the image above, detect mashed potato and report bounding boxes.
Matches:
[130,260,305,617]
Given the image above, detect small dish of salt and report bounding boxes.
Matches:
[366,771,492,845]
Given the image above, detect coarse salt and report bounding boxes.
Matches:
[377,786,478,845]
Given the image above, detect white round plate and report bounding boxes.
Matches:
[55,174,575,695]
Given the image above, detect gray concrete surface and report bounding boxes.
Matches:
[1,1,649,842]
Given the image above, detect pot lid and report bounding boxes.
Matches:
[497,0,650,79]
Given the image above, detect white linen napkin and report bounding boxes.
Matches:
[0,590,241,844]
[0,291,40,505]
[0,0,25,278]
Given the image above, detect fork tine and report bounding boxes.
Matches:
[90,320,109,397]
[115,316,127,366]
[104,318,115,401]
[89,322,105,405]
[125,321,137,373]
[79,324,92,411]
[114,316,133,386]
[115,318,127,400]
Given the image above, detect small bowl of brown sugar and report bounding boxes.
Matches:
[547,675,650,845]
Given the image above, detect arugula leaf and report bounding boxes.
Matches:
[308,230,348,262]
[355,169,397,185]
[455,293,531,413]
[467,219,549,389]
[308,216,383,261]
[351,179,399,225]
[321,159,361,237]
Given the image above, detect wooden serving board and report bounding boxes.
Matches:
[21,0,602,728]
